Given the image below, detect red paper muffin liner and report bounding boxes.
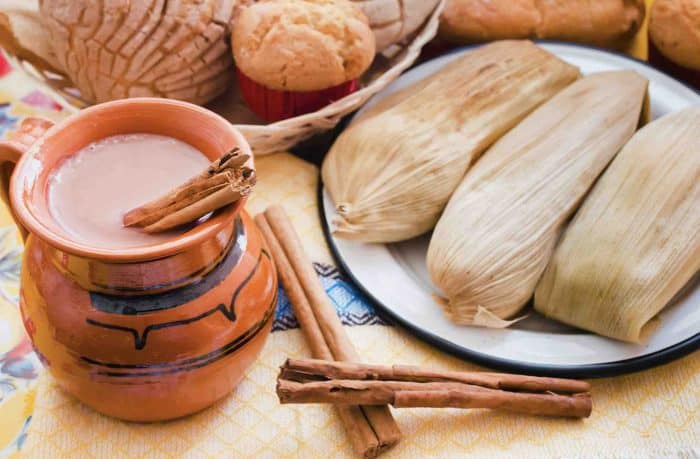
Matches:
[237,69,360,123]
[647,38,700,90]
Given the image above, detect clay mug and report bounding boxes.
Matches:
[0,99,277,421]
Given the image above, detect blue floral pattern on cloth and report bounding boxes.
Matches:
[0,231,384,334]
[273,262,387,331]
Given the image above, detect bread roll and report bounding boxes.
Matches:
[649,0,700,71]
[439,0,645,48]
[39,0,240,104]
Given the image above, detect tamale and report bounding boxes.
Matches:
[427,71,648,328]
[534,107,700,342]
[321,40,579,243]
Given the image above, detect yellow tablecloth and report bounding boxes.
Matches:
[1,2,698,457]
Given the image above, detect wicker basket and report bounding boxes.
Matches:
[2,1,444,156]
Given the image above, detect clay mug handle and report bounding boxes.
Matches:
[0,117,55,241]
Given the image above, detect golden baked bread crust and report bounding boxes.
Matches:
[439,0,645,48]
[650,0,700,71]
[232,0,375,92]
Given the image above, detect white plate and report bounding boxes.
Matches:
[320,43,700,377]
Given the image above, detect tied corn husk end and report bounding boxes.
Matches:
[322,40,580,244]
[445,301,528,329]
[331,202,423,242]
[534,107,700,343]
[432,293,528,328]
[427,70,649,328]
[430,228,559,327]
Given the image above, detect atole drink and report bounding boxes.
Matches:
[48,133,210,248]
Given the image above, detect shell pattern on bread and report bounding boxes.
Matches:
[352,0,440,52]
[38,0,240,105]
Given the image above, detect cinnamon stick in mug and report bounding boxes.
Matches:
[123,147,255,232]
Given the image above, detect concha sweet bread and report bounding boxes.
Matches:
[38,0,241,104]
[352,0,441,52]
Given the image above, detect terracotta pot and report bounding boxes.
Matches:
[0,99,278,422]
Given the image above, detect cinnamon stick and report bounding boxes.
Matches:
[277,379,592,418]
[143,172,253,233]
[282,358,591,394]
[263,206,402,449]
[255,215,381,457]
[124,147,248,226]
[276,359,593,419]
[128,174,232,227]
[123,147,254,232]
[256,206,402,457]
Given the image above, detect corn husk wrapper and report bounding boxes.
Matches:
[321,40,579,243]
[534,107,700,342]
[427,71,648,328]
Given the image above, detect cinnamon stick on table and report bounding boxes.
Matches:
[255,206,401,458]
[123,147,255,232]
[255,216,380,456]
[282,357,591,394]
[277,358,593,419]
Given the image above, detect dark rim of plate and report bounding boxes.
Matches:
[317,41,700,379]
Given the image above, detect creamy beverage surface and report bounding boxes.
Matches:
[48,134,211,249]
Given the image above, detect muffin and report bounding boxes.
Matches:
[233,0,376,122]
[649,0,700,89]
